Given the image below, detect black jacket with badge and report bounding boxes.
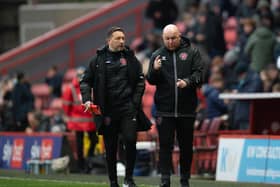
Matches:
[147,36,204,117]
[80,45,151,134]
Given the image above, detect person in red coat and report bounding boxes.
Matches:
[62,67,98,173]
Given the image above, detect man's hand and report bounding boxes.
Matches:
[176,79,187,88]
[82,101,101,115]
[83,101,92,113]
[153,55,162,70]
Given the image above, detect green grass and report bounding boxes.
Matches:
[0,169,279,187]
[0,177,106,187]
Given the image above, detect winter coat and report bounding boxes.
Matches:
[147,36,204,117]
[203,85,227,119]
[245,27,276,72]
[12,82,34,123]
[80,46,151,134]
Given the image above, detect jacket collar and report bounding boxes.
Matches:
[96,45,134,56]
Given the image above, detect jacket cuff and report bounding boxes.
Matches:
[183,78,191,87]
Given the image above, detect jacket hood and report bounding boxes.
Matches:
[180,36,191,48]
[255,27,274,38]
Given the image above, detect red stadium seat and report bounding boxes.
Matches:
[31,83,51,109]
[31,83,51,97]
[42,98,63,117]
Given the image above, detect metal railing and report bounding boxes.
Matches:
[0,0,151,82]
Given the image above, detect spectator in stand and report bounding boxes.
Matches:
[11,72,34,131]
[223,47,240,90]
[183,0,200,15]
[193,3,226,58]
[230,62,263,130]
[45,65,63,98]
[202,74,228,120]
[147,24,204,187]
[245,12,277,73]
[255,0,274,29]
[261,64,280,92]
[0,77,15,131]
[237,18,256,64]
[236,0,257,22]
[145,0,179,30]
[62,67,98,173]
[25,110,50,133]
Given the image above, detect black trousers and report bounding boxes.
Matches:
[102,114,137,182]
[76,130,98,169]
[156,117,195,179]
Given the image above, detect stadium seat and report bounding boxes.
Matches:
[42,98,63,117]
[31,83,51,97]
[31,83,51,109]
[193,119,210,147]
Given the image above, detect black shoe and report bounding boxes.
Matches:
[110,181,120,187]
[159,181,170,187]
[180,180,189,187]
[123,179,137,187]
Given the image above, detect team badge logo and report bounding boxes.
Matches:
[120,58,127,66]
[179,52,188,61]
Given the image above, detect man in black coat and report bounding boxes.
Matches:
[80,27,151,187]
[11,72,34,131]
[147,24,204,187]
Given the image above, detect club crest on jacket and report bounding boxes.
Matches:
[120,58,127,66]
[179,52,188,61]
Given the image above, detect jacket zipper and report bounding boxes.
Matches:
[173,52,178,117]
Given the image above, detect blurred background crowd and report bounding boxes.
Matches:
[1,0,280,142]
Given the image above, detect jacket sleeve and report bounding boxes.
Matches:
[183,48,204,88]
[79,56,97,103]
[132,57,145,109]
[146,52,163,85]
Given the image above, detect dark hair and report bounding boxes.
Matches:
[106,26,125,39]
[16,71,25,81]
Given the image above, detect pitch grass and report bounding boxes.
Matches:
[0,177,106,187]
[0,170,279,187]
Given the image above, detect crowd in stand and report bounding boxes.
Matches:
[0,0,280,133]
[0,66,65,133]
